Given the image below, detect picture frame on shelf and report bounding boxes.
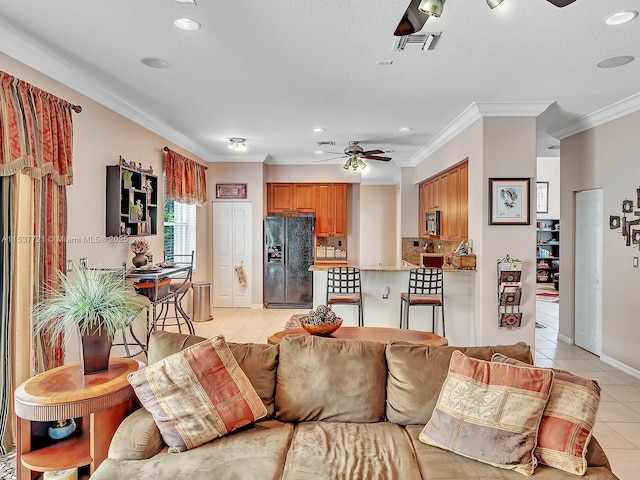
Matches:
[622,199,634,213]
[489,178,531,225]
[216,183,247,199]
[536,181,549,214]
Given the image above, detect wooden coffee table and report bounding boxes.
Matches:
[267,326,447,346]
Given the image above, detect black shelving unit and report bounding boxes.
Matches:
[536,219,559,284]
[106,165,158,237]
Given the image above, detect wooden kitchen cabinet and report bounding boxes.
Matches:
[418,182,428,236]
[294,184,316,212]
[316,183,347,237]
[267,183,294,212]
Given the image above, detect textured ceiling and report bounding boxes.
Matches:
[0,0,638,183]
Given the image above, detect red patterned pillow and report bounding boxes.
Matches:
[128,335,267,452]
[419,350,553,476]
[492,353,601,475]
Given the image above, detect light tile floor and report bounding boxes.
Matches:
[156,302,638,480]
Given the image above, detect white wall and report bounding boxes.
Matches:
[560,110,640,374]
[359,185,397,266]
[537,157,560,220]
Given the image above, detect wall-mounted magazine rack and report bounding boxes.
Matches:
[497,255,523,330]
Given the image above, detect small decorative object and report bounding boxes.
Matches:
[131,239,149,268]
[48,418,76,440]
[145,251,153,263]
[136,199,144,220]
[122,171,133,189]
[149,165,154,174]
[499,312,523,328]
[610,216,621,229]
[489,178,531,225]
[129,202,138,222]
[118,155,125,166]
[144,178,153,193]
[32,265,148,374]
[497,255,523,330]
[216,183,247,199]
[138,162,143,171]
[622,199,633,213]
[609,186,640,250]
[120,222,126,235]
[301,305,342,336]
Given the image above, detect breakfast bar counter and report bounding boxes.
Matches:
[310,264,476,345]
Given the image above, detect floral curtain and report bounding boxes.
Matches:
[165,149,207,206]
[0,71,75,452]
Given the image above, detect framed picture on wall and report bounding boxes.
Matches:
[216,183,247,199]
[536,181,549,214]
[489,178,531,225]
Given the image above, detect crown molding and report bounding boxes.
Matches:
[550,92,640,140]
[407,101,554,166]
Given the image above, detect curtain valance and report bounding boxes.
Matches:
[0,71,76,185]
[165,148,207,206]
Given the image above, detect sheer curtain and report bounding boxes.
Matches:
[0,71,76,452]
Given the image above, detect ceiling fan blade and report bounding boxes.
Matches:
[546,0,578,7]
[394,0,429,36]
[315,155,347,163]
[361,149,385,156]
[362,155,392,162]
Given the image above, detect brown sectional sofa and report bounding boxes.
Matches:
[91,331,619,480]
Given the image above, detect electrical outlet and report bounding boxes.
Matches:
[382,286,390,299]
[80,257,87,267]
[634,256,639,268]
[413,240,419,247]
[66,260,73,272]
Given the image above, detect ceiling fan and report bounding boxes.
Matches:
[394,0,579,36]
[320,141,392,171]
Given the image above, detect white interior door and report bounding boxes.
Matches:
[574,189,603,355]
[212,202,252,307]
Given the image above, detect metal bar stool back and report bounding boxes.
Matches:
[400,267,445,335]
[155,251,195,335]
[326,267,364,327]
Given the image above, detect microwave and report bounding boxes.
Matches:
[426,211,441,235]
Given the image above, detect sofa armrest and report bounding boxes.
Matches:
[585,436,611,470]
[108,408,164,460]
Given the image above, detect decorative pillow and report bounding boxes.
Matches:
[492,353,601,475]
[419,350,553,476]
[128,335,267,452]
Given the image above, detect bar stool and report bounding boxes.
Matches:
[400,268,445,336]
[326,267,364,327]
[156,251,195,335]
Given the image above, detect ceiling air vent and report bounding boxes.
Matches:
[317,141,336,146]
[393,32,441,52]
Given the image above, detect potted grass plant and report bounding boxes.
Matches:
[32,265,149,374]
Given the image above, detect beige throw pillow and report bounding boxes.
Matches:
[419,350,553,476]
[128,335,267,452]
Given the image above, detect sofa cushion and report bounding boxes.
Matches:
[385,342,533,425]
[92,420,294,480]
[282,421,422,480]
[276,335,387,423]
[493,353,601,475]
[108,408,164,460]
[419,351,553,476]
[148,330,279,417]
[406,426,619,479]
[128,335,267,452]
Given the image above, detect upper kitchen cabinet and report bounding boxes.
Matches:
[267,183,294,212]
[294,184,316,212]
[418,160,468,241]
[316,183,347,237]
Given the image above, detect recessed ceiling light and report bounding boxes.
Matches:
[315,150,324,154]
[398,127,412,132]
[174,18,201,30]
[604,10,638,26]
[597,55,634,69]
[141,57,171,69]
[377,60,393,66]
[175,0,197,4]
[313,128,326,133]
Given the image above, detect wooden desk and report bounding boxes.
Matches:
[267,326,448,346]
[14,358,142,479]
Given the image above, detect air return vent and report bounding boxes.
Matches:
[393,32,441,52]
[317,141,336,146]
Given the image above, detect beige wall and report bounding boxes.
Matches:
[359,185,397,266]
[537,157,560,220]
[560,110,640,373]
[0,52,206,272]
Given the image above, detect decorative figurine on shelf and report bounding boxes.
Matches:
[120,222,126,236]
[138,162,142,171]
[136,199,144,221]
[149,165,154,174]
[144,178,153,193]
[118,155,125,166]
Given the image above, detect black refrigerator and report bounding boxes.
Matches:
[264,215,314,308]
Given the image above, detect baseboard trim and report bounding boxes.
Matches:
[252,303,263,309]
[557,333,573,345]
[600,354,640,381]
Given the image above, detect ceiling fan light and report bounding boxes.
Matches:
[228,137,247,151]
[418,0,445,17]
[486,0,504,9]
[358,159,367,169]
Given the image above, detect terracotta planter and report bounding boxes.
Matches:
[80,327,113,374]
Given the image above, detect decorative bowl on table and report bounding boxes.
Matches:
[300,305,342,336]
[300,318,343,336]
[48,418,76,440]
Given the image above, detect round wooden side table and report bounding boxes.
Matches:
[14,358,142,479]
[267,326,448,346]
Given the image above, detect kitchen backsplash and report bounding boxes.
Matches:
[316,236,347,260]
[401,237,465,266]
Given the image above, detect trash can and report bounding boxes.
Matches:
[192,281,212,322]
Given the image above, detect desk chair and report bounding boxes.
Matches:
[89,263,148,357]
[400,268,445,336]
[326,267,364,327]
[155,251,195,335]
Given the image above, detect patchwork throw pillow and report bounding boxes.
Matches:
[492,353,601,475]
[419,350,553,476]
[128,335,267,452]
